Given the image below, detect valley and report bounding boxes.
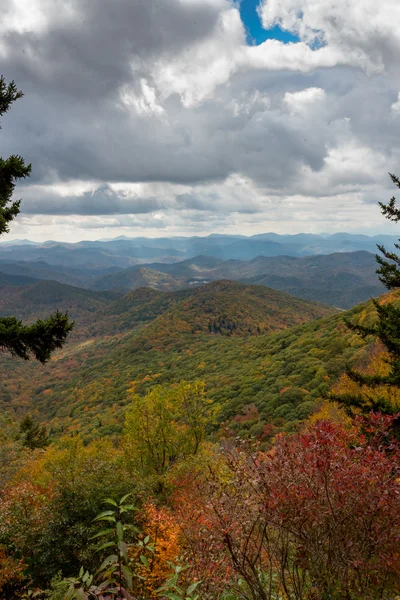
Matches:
[0,235,386,308]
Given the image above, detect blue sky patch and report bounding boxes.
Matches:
[239,0,300,46]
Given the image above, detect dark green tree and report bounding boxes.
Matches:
[19,414,49,449]
[334,173,400,414]
[0,76,73,362]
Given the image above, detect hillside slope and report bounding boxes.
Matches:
[94,266,184,292]
[0,260,123,288]
[0,280,122,341]
[131,280,335,350]
[0,280,342,437]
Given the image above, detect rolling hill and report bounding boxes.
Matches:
[93,251,384,308]
[0,279,348,438]
[128,280,335,350]
[0,260,123,288]
[94,266,183,292]
[0,280,122,341]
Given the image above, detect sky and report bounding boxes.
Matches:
[2,0,400,242]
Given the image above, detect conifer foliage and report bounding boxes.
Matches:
[19,414,49,450]
[0,76,73,361]
[336,173,400,413]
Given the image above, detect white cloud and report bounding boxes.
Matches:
[2,0,400,241]
[259,0,400,76]
[283,87,326,116]
[392,93,400,116]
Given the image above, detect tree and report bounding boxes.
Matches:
[123,381,213,494]
[19,414,49,450]
[334,173,400,414]
[0,76,73,361]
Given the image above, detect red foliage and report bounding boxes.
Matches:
[174,417,400,599]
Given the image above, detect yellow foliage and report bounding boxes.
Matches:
[307,400,353,428]
[331,344,400,413]
[12,436,124,489]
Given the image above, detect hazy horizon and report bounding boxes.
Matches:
[1,229,400,246]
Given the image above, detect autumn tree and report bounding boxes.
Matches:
[0,76,73,362]
[123,381,213,494]
[0,436,134,588]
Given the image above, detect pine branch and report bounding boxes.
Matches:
[0,76,23,118]
[0,311,74,363]
[343,317,377,338]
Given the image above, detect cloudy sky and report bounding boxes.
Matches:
[2,0,400,242]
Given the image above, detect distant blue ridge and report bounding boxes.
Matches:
[239,0,300,46]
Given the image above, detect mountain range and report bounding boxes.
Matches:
[0,232,397,269]
[0,249,386,309]
[92,251,384,309]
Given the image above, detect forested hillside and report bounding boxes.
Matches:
[2,280,398,598]
[3,278,389,441]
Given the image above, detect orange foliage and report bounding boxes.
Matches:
[133,502,182,597]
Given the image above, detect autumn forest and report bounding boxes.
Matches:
[2,68,400,600]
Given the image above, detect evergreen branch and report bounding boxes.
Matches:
[343,317,377,338]
[0,311,74,363]
[0,76,23,118]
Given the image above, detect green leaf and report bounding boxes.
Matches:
[95,515,117,523]
[99,554,118,570]
[117,520,124,542]
[186,581,200,595]
[123,523,139,533]
[63,587,76,600]
[120,505,138,514]
[118,540,129,562]
[103,498,118,507]
[93,510,116,521]
[140,554,149,567]
[122,565,133,589]
[96,541,115,552]
[90,528,114,540]
[144,535,150,544]
[82,570,90,584]
[119,492,132,505]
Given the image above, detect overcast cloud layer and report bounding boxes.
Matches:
[2,0,400,241]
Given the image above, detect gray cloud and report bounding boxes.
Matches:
[1,0,400,240]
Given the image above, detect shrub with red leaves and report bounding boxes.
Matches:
[175,417,400,600]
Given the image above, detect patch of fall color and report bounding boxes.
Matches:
[332,341,400,412]
[0,480,54,561]
[234,403,259,423]
[132,502,181,597]
[174,417,400,599]
[0,548,25,592]
[307,401,352,427]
